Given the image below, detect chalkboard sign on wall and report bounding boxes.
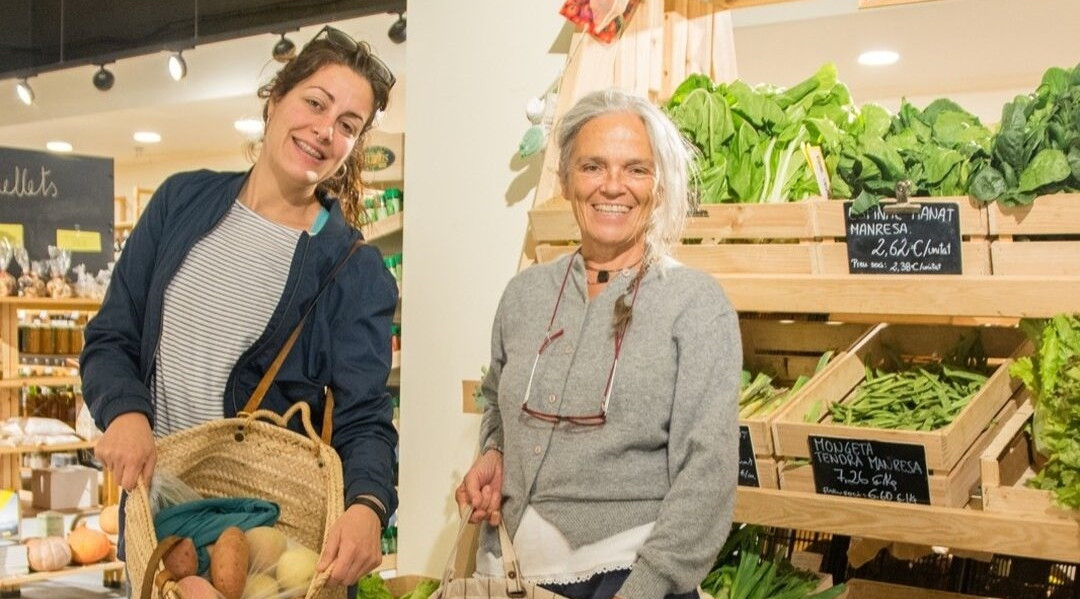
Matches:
[843,201,963,275]
[0,146,114,274]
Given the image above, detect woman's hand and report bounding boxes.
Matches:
[95,412,155,491]
[317,505,383,586]
[455,449,503,525]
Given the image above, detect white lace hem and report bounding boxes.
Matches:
[522,563,633,586]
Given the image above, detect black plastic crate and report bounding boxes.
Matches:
[845,549,968,593]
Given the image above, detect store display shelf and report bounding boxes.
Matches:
[0,298,101,311]
[0,560,123,588]
[716,274,1080,319]
[0,376,81,389]
[391,351,401,371]
[365,212,404,243]
[0,440,94,455]
[734,487,1079,563]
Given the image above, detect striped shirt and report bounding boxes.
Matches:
[152,200,304,436]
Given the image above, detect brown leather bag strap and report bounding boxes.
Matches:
[140,535,184,599]
[322,389,335,445]
[242,239,365,420]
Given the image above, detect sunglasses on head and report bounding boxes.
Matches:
[311,26,397,97]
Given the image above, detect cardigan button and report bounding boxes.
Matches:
[533,445,542,455]
[547,394,557,404]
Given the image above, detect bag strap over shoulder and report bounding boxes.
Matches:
[242,239,365,439]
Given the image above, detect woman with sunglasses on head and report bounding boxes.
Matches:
[456,89,742,599]
[81,27,398,587]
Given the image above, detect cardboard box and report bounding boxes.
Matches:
[30,466,99,510]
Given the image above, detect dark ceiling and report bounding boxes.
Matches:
[0,0,406,80]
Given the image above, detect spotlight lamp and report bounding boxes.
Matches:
[388,12,406,44]
[16,78,34,105]
[272,34,296,63]
[169,51,187,81]
[93,65,115,91]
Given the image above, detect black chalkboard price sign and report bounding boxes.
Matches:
[737,425,760,487]
[843,201,962,274]
[808,435,931,504]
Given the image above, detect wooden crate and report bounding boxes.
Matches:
[988,193,1080,275]
[979,396,1075,518]
[745,455,779,489]
[778,400,1017,507]
[839,579,1003,599]
[771,323,1029,472]
[529,199,820,273]
[739,318,876,457]
[530,198,992,274]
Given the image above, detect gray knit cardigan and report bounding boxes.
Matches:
[478,252,741,599]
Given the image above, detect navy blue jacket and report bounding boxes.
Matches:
[80,170,399,520]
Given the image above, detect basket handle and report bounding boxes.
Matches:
[440,508,525,597]
[243,401,332,448]
[140,535,185,599]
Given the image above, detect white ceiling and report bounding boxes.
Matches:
[0,0,1077,167]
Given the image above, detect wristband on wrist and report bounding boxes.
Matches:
[348,495,388,529]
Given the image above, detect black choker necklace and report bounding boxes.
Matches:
[585,256,645,285]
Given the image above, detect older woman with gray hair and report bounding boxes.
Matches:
[456,88,741,599]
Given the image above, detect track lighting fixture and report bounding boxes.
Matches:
[272,33,296,63]
[168,51,187,81]
[15,78,34,105]
[93,65,115,91]
[388,12,406,44]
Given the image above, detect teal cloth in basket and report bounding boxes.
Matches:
[154,497,280,575]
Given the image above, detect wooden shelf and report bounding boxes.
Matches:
[0,298,100,311]
[0,376,81,389]
[734,487,1079,563]
[0,440,94,455]
[0,560,123,587]
[716,274,1080,319]
[364,212,404,243]
[391,351,401,371]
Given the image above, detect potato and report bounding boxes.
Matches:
[164,537,198,580]
[245,527,288,574]
[210,527,249,599]
[177,575,224,599]
[274,546,318,593]
[242,572,279,599]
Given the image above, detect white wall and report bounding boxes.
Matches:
[399,2,567,575]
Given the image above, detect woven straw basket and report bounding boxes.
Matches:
[125,402,345,599]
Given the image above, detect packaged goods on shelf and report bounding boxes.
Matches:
[0,490,19,539]
[0,541,29,577]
